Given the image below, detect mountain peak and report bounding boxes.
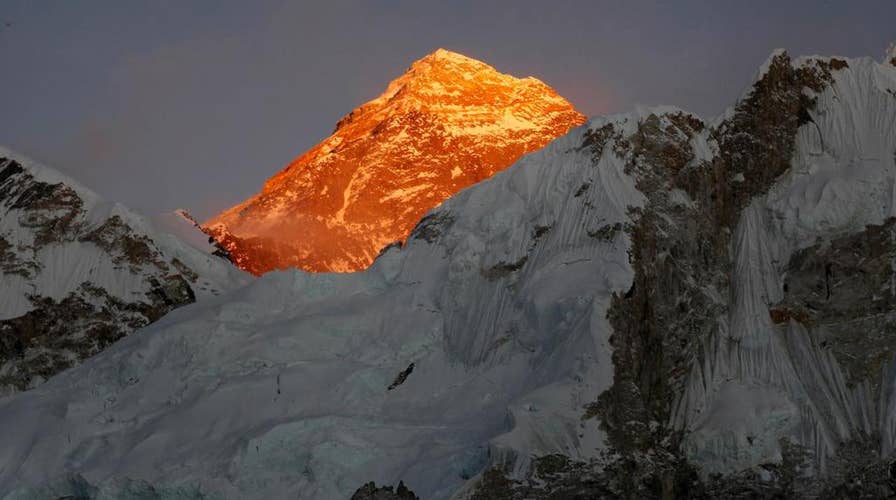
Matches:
[379,48,534,101]
[206,51,584,274]
[408,48,496,73]
[355,49,571,134]
[419,47,478,63]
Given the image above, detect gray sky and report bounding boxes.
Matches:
[1,1,893,220]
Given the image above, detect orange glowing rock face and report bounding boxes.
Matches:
[205,48,586,275]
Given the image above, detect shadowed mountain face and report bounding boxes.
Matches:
[205,49,585,275]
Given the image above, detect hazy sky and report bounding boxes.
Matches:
[2,1,893,220]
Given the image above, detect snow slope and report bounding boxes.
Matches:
[0,115,636,498]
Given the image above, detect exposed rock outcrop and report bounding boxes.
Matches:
[350,481,419,500]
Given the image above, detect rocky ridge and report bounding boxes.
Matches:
[0,149,249,395]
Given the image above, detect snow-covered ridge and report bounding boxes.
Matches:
[0,109,634,498]
[0,149,250,394]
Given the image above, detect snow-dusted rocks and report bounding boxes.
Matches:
[206,48,585,275]
[0,149,249,395]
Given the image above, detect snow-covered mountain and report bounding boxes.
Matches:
[1,50,895,499]
[0,148,250,395]
[206,48,584,275]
